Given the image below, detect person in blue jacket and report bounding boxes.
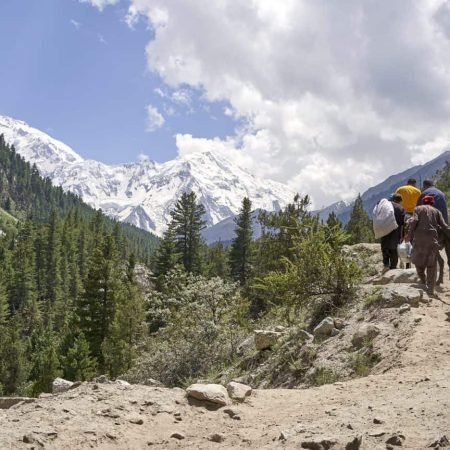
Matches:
[417,179,448,223]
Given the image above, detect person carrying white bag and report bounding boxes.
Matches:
[372,194,405,273]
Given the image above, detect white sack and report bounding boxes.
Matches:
[372,199,398,239]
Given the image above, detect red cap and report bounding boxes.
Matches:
[422,195,435,205]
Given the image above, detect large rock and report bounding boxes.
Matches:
[313,317,336,337]
[376,285,424,308]
[352,324,380,348]
[226,382,252,402]
[254,330,282,350]
[373,269,418,285]
[52,377,74,394]
[186,383,230,406]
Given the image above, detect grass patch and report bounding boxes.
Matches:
[312,367,339,386]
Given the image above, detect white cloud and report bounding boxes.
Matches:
[127,0,450,207]
[79,0,119,11]
[70,19,81,30]
[145,104,165,132]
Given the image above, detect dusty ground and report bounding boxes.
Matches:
[1,267,450,449]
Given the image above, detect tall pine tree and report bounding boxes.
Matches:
[345,194,374,244]
[170,192,206,274]
[229,197,254,284]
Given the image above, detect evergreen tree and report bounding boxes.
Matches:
[63,332,97,381]
[170,192,206,274]
[229,197,254,284]
[205,242,229,278]
[154,224,180,279]
[345,194,374,244]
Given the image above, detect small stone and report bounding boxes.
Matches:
[274,325,286,333]
[386,433,405,446]
[414,316,422,323]
[171,432,185,440]
[369,430,386,437]
[428,435,450,447]
[279,430,290,441]
[346,436,363,450]
[313,317,335,337]
[334,318,346,330]
[144,378,163,387]
[52,377,74,394]
[129,418,144,425]
[399,304,411,314]
[208,433,226,443]
[106,433,117,440]
[352,324,380,348]
[115,379,130,386]
[226,382,252,402]
[223,408,239,418]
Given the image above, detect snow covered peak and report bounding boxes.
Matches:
[0,115,295,236]
[0,115,83,176]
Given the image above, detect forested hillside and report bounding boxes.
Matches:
[0,135,158,395]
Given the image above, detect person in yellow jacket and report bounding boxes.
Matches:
[395,178,422,215]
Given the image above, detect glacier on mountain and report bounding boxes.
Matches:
[0,115,295,236]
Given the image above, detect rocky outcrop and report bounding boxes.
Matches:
[373,269,418,285]
[254,330,283,350]
[375,285,424,308]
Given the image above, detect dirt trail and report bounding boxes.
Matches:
[1,275,450,449]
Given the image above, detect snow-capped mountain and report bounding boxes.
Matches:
[0,115,295,236]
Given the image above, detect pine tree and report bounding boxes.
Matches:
[154,224,180,279]
[78,233,123,366]
[345,194,374,244]
[205,242,229,278]
[229,197,254,284]
[63,332,97,381]
[170,192,206,274]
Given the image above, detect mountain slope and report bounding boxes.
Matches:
[0,115,295,236]
[319,151,450,222]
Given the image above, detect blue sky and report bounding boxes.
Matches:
[0,0,236,163]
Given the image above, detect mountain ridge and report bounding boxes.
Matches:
[0,115,294,236]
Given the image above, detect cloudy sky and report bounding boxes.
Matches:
[2,0,450,208]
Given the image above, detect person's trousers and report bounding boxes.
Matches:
[381,246,399,269]
[416,263,437,291]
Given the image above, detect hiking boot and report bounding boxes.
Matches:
[418,275,426,285]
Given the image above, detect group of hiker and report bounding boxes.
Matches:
[375,177,450,296]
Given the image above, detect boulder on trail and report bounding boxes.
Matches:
[254,330,282,350]
[226,382,252,402]
[375,285,424,308]
[313,317,337,338]
[52,377,74,394]
[352,324,380,348]
[236,335,255,355]
[186,383,230,406]
[373,268,418,285]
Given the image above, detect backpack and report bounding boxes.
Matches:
[372,199,398,239]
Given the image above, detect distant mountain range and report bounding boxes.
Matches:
[0,115,295,237]
[203,152,450,244]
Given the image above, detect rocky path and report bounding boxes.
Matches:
[1,273,450,449]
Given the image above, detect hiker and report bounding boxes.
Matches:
[417,179,450,283]
[395,178,422,217]
[379,194,405,272]
[405,195,450,295]
[417,179,448,223]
